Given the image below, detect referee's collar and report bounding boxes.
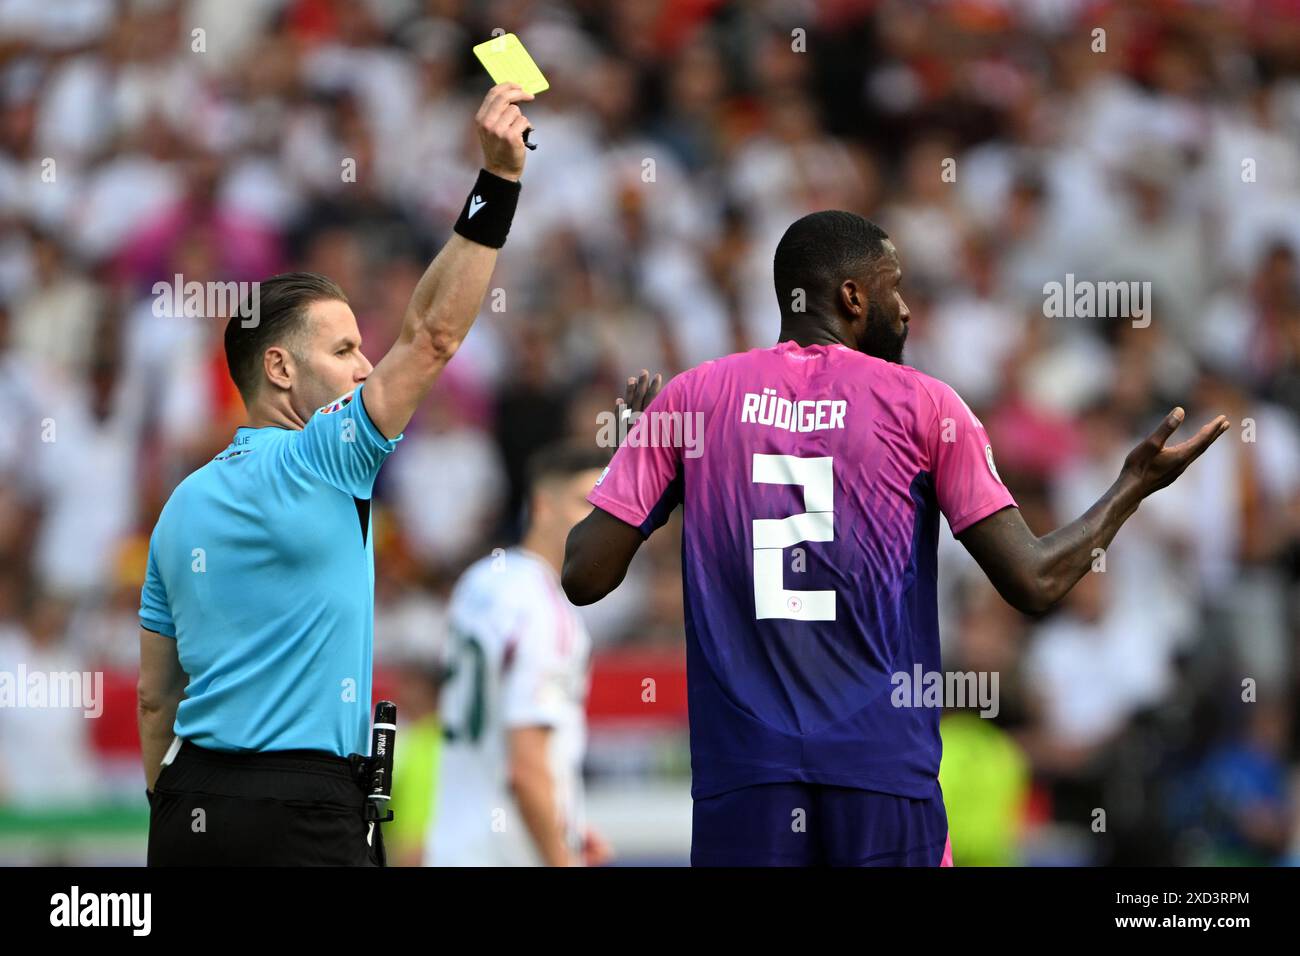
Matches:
[226,424,293,453]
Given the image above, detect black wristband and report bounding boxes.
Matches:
[453,169,521,249]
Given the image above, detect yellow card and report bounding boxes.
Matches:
[472,33,549,95]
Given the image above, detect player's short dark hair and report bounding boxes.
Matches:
[224,272,347,402]
[773,211,891,317]
[525,442,612,497]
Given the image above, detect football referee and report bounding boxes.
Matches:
[137,84,534,866]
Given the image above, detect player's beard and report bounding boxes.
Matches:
[860,300,907,364]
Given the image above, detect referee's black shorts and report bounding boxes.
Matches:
[147,741,385,866]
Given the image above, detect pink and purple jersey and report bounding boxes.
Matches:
[588,341,1016,799]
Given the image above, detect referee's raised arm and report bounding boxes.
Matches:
[361,82,534,439]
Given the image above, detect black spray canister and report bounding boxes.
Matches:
[368,700,397,804]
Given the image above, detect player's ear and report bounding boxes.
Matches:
[264,346,294,391]
[842,280,863,314]
[839,278,866,319]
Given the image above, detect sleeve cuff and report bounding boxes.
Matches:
[139,617,177,638]
[353,381,404,451]
[947,496,1017,537]
[502,712,561,730]
[586,492,652,539]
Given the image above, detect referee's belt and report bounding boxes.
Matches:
[165,737,370,788]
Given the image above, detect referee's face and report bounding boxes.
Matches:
[297,299,374,417]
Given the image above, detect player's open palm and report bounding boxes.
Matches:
[476,83,533,181]
[615,369,663,448]
[1121,406,1231,497]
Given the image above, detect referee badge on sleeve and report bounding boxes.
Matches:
[318,391,356,415]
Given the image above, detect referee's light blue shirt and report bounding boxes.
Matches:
[139,382,402,757]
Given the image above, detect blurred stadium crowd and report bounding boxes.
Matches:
[0,0,1299,865]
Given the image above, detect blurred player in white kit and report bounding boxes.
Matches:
[426,444,612,866]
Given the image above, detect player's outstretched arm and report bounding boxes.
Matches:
[361,83,533,439]
[958,407,1230,616]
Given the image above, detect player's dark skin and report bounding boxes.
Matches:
[562,240,1232,615]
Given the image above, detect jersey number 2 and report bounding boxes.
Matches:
[752,454,836,621]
